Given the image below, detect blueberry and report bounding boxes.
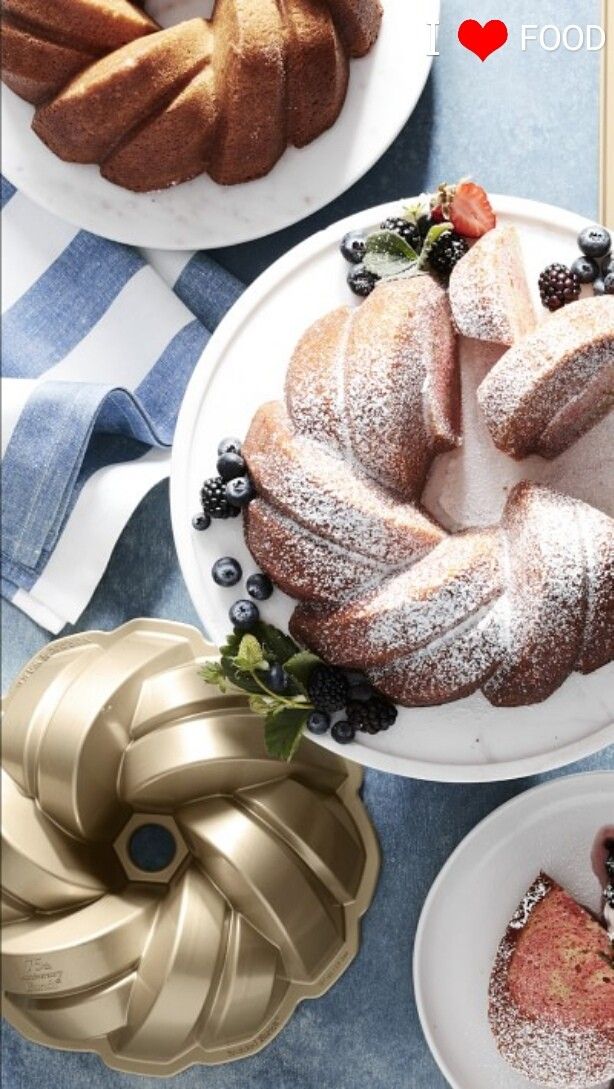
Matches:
[347,264,378,298]
[229,599,259,630]
[578,225,611,260]
[307,711,331,735]
[570,255,600,284]
[217,452,246,481]
[246,573,273,601]
[217,437,242,457]
[226,475,255,507]
[264,663,288,694]
[594,278,606,296]
[192,512,211,531]
[331,719,356,745]
[340,230,367,265]
[603,272,614,295]
[212,556,242,587]
[603,256,614,278]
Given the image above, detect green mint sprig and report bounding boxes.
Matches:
[363,223,453,281]
[200,622,322,761]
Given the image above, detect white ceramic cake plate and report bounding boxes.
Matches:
[0,0,438,249]
[171,195,614,782]
[414,771,614,1089]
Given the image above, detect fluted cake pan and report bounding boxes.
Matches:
[1,619,379,1076]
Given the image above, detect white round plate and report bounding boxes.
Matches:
[414,771,614,1089]
[170,195,614,782]
[1,0,437,249]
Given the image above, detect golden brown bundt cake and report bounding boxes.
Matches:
[0,0,382,191]
[489,873,614,1088]
[241,245,614,709]
[478,295,614,459]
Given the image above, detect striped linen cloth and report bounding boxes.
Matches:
[1,176,243,633]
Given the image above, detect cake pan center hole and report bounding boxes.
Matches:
[128,823,177,873]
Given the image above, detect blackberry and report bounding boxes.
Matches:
[428,231,468,277]
[307,665,348,713]
[347,264,378,298]
[346,696,398,735]
[379,217,421,252]
[538,264,581,311]
[201,476,241,519]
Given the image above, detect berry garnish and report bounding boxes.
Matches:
[428,230,468,277]
[246,573,273,601]
[331,720,356,745]
[212,556,242,587]
[264,662,288,694]
[217,451,246,481]
[347,696,398,735]
[340,230,367,265]
[307,665,348,713]
[306,711,331,735]
[603,272,614,295]
[570,255,600,284]
[192,512,211,531]
[217,437,242,457]
[229,599,259,630]
[201,476,241,519]
[449,181,496,239]
[417,213,435,239]
[538,263,581,311]
[593,278,606,296]
[347,264,379,298]
[379,216,421,251]
[226,475,255,507]
[578,225,611,260]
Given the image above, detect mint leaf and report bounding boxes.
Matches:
[249,694,273,716]
[200,662,227,690]
[220,658,263,695]
[363,230,419,278]
[254,622,300,665]
[220,629,243,659]
[284,650,321,695]
[418,222,453,269]
[234,633,267,673]
[264,705,309,761]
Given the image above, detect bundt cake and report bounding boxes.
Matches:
[449,225,536,346]
[478,295,614,459]
[241,255,614,708]
[488,873,614,1088]
[0,0,382,191]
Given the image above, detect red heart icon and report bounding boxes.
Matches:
[458,18,508,61]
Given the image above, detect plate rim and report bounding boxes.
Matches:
[0,0,439,250]
[170,194,614,783]
[412,769,614,1089]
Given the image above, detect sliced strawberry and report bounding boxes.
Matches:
[450,182,496,238]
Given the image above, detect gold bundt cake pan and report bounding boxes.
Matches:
[1,619,379,1076]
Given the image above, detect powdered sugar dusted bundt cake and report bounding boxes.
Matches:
[478,295,614,459]
[241,237,614,708]
[449,225,536,346]
[489,873,614,1088]
[0,0,382,191]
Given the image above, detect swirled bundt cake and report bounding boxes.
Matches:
[0,0,382,191]
[478,296,614,459]
[488,873,614,1088]
[241,238,614,708]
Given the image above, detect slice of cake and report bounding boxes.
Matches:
[449,225,536,346]
[489,872,614,1088]
[477,296,614,459]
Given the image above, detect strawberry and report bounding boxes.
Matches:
[449,182,496,238]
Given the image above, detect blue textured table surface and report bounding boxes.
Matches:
[2,2,612,1087]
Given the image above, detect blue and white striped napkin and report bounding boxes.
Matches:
[1,176,243,633]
